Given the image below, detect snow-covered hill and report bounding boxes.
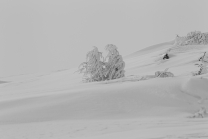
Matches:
[1,42,208,139]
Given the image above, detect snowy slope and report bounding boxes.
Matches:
[0,42,208,139]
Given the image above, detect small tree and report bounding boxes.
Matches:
[78,45,125,82]
[104,44,125,80]
[78,46,105,82]
[193,52,208,76]
[174,31,208,46]
[193,62,208,76]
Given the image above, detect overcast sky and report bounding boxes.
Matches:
[1,0,208,77]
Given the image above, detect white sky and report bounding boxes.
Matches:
[1,0,208,77]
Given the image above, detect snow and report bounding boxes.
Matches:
[1,42,208,139]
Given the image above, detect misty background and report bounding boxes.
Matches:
[1,0,208,77]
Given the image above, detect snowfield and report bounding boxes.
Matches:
[1,41,208,139]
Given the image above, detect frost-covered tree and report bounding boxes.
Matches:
[78,45,125,82]
[174,31,208,46]
[193,62,208,76]
[186,31,208,45]
[104,44,125,80]
[192,52,208,76]
[78,46,105,82]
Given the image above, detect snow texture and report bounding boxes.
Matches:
[1,34,208,139]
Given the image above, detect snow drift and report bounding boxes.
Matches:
[1,40,208,139]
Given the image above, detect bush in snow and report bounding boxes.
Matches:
[104,44,125,80]
[193,62,208,76]
[199,52,208,63]
[78,45,125,82]
[174,31,208,46]
[189,107,207,118]
[155,71,174,77]
[78,46,106,82]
